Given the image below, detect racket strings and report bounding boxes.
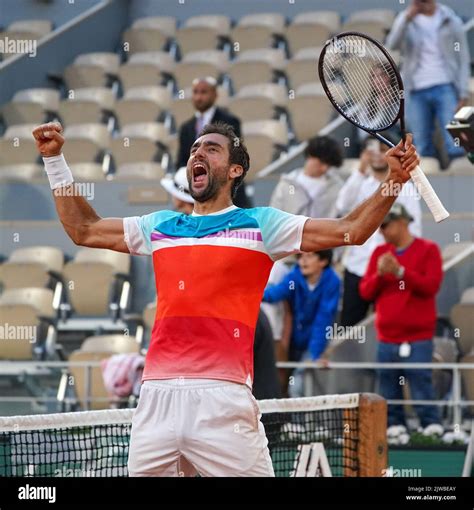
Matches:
[321,35,401,131]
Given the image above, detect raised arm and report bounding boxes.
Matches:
[32,123,128,253]
[301,136,420,252]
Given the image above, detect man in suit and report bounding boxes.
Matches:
[176,77,251,207]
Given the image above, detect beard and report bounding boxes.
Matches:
[188,171,227,203]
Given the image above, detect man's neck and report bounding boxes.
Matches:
[306,271,322,286]
[193,197,234,215]
[394,234,415,250]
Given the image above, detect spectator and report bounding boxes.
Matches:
[336,138,422,327]
[269,136,344,219]
[386,0,469,166]
[262,250,340,397]
[176,76,251,207]
[359,203,443,432]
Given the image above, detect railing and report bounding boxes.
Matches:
[0,360,473,429]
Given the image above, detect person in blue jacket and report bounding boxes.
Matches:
[262,249,340,396]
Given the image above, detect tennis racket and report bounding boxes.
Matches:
[318,32,449,222]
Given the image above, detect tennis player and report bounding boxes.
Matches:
[32,121,420,477]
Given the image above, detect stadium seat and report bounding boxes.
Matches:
[285,47,322,90]
[0,124,39,166]
[242,120,289,180]
[62,248,130,317]
[7,19,52,38]
[0,30,41,60]
[1,88,60,126]
[173,50,229,90]
[0,287,57,360]
[0,246,63,290]
[228,83,288,122]
[122,20,173,55]
[62,123,110,164]
[460,287,474,304]
[115,86,172,126]
[341,10,395,42]
[419,157,441,174]
[450,303,474,356]
[64,52,120,90]
[131,16,176,36]
[287,82,333,141]
[432,336,458,400]
[58,87,116,126]
[81,334,140,353]
[0,163,42,181]
[448,157,473,174]
[114,162,166,181]
[441,242,474,262]
[228,48,286,92]
[460,353,474,414]
[69,163,106,182]
[118,51,176,91]
[231,12,286,52]
[286,11,340,54]
[176,15,231,56]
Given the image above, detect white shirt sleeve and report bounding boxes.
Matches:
[255,207,310,261]
[123,214,157,256]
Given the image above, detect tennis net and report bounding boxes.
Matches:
[0,392,386,477]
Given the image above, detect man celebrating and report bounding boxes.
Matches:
[33,121,420,477]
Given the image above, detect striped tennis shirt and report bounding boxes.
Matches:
[124,205,309,387]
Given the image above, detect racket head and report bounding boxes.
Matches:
[318,32,405,135]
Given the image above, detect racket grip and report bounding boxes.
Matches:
[410,166,449,223]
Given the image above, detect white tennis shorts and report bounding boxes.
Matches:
[128,378,275,477]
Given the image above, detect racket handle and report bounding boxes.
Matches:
[410,166,449,223]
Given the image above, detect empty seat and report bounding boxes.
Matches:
[1,88,60,126]
[122,26,170,55]
[81,334,139,353]
[176,15,230,56]
[115,162,165,180]
[287,82,333,141]
[461,287,474,304]
[119,51,176,91]
[131,16,176,36]
[342,10,395,42]
[59,87,115,126]
[242,120,289,180]
[418,157,441,174]
[286,12,340,55]
[64,52,120,89]
[228,83,287,122]
[115,86,172,126]
[442,242,474,262]
[0,163,42,181]
[232,13,285,52]
[450,302,474,356]
[286,47,322,89]
[69,163,106,182]
[228,48,286,92]
[63,248,130,317]
[0,287,56,360]
[460,353,474,413]
[173,50,229,90]
[8,19,52,38]
[448,157,473,174]
[0,246,63,290]
[0,124,39,166]
[62,123,110,164]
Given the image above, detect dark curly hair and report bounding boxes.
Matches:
[198,122,250,198]
[304,136,344,168]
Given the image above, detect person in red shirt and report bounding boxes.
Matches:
[359,203,443,432]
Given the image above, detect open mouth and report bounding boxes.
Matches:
[192,163,208,186]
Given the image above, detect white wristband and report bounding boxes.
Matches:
[42,154,74,190]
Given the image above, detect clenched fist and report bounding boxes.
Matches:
[32,122,64,157]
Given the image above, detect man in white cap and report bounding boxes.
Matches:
[160,167,194,214]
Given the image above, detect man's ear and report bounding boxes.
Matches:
[229,164,244,179]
